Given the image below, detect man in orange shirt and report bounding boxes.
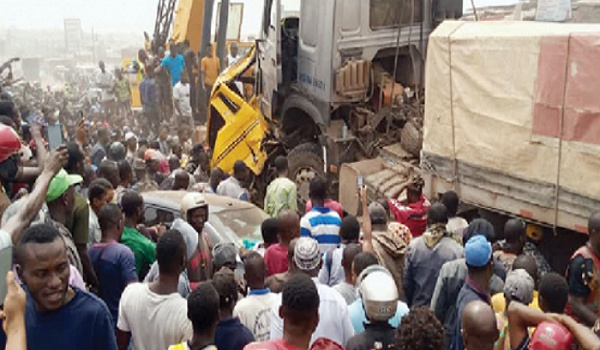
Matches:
[200,43,221,122]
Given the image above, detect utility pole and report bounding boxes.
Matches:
[216,0,230,71]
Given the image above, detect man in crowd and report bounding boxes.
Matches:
[114,69,131,117]
[451,235,495,350]
[97,61,115,119]
[404,202,463,308]
[348,252,409,334]
[158,125,171,156]
[461,301,499,350]
[174,71,194,130]
[396,308,444,350]
[117,229,193,350]
[270,237,354,347]
[89,203,137,326]
[491,255,539,314]
[234,252,280,341]
[87,178,114,245]
[116,160,133,202]
[120,191,156,280]
[98,159,121,190]
[65,142,99,289]
[45,169,84,274]
[508,301,600,350]
[430,220,505,349]
[16,224,118,349]
[200,43,220,122]
[255,217,278,256]
[140,61,160,133]
[495,219,551,279]
[346,266,399,350]
[162,41,185,86]
[245,274,321,350]
[264,156,297,217]
[169,283,220,350]
[360,186,409,300]
[217,161,250,201]
[566,211,600,326]
[319,216,360,287]
[442,191,469,242]
[300,177,341,254]
[333,243,362,305]
[265,210,300,276]
[92,126,111,166]
[388,176,430,238]
[213,269,255,350]
[266,238,298,293]
[181,192,214,282]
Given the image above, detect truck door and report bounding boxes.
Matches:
[258,0,280,120]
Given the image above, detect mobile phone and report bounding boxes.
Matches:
[357,175,363,188]
[47,124,63,150]
[78,110,84,120]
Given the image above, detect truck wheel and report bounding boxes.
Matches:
[400,120,423,157]
[288,143,325,211]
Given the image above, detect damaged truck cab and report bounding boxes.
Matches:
[208,0,462,202]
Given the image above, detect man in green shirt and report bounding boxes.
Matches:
[264,156,297,217]
[120,191,156,280]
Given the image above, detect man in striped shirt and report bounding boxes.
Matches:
[300,177,341,254]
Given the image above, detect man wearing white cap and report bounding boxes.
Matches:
[269,237,354,347]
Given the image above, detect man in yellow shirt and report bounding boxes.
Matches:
[492,255,540,313]
[200,43,221,122]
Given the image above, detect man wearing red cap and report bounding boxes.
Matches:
[508,302,600,350]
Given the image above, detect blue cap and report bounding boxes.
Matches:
[465,234,492,267]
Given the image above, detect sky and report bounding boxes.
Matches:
[0,0,157,33]
[0,0,518,34]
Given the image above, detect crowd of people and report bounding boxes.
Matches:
[1,44,600,350]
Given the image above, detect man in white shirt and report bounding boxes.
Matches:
[117,230,193,350]
[173,72,194,129]
[97,61,115,118]
[233,252,279,341]
[269,237,354,347]
[217,161,250,201]
[87,178,114,245]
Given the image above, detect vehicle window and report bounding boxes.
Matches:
[211,207,265,243]
[144,206,175,227]
[370,0,423,30]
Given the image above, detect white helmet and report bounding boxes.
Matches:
[357,265,399,322]
[181,192,209,221]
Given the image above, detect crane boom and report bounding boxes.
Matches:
[153,0,178,52]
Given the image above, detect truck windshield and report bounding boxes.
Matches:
[370,0,423,30]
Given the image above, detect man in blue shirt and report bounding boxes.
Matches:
[300,177,342,254]
[161,44,185,86]
[451,235,494,350]
[139,66,160,132]
[12,223,117,350]
[89,203,138,326]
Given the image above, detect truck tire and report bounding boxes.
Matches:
[288,142,325,210]
[400,120,423,157]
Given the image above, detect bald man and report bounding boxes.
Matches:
[566,211,600,326]
[462,301,499,350]
[172,169,190,191]
[263,210,300,276]
[233,253,279,341]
